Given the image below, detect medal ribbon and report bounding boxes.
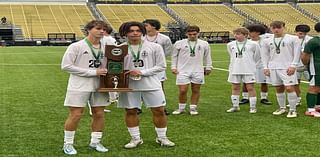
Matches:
[128,41,143,61]
[84,38,102,60]
[236,39,247,56]
[273,37,284,52]
[300,37,305,47]
[188,40,197,56]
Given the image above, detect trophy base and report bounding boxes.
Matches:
[98,88,133,92]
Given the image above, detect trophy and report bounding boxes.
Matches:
[98,45,132,92]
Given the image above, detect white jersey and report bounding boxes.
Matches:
[261,34,301,70]
[123,40,166,91]
[172,39,212,73]
[143,33,173,56]
[227,39,260,75]
[101,35,117,45]
[61,39,106,92]
[297,35,313,67]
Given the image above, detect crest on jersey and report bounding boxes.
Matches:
[141,51,148,57]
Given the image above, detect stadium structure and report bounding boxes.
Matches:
[0,0,319,45]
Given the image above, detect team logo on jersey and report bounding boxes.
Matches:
[111,48,122,56]
[141,51,148,57]
[83,51,89,54]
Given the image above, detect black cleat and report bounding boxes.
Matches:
[164,109,170,115]
[136,108,142,115]
[260,99,272,105]
[239,99,249,105]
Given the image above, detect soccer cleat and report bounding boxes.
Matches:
[249,108,257,114]
[104,109,111,113]
[260,99,272,105]
[286,111,297,118]
[226,107,240,113]
[124,138,143,149]
[172,109,185,115]
[136,108,142,115]
[190,109,199,115]
[164,109,170,115]
[89,143,109,153]
[239,99,249,105]
[156,137,175,147]
[63,144,77,155]
[272,108,287,115]
[304,111,320,117]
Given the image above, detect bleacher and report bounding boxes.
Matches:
[168,4,245,32]
[299,3,320,18]
[97,4,175,32]
[235,3,317,34]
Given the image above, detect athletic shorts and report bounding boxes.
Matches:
[256,67,270,84]
[118,90,166,109]
[269,69,297,86]
[64,91,110,107]
[296,70,310,80]
[176,72,204,85]
[309,75,320,86]
[157,71,167,82]
[228,74,256,84]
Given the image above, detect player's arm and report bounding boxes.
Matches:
[61,44,104,77]
[287,37,301,75]
[260,39,270,76]
[203,42,213,75]
[164,38,173,57]
[253,42,261,65]
[171,42,179,74]
[140,44,166,76]
[301,39,314,65]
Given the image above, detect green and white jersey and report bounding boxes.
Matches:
[261,34,301,70]
[61,39,105,92]
[298,35,313,67]
[123,40,166,91]
[303,36,320,75]
[227,39,260,75]
[143,33,173,56]
[171,39,212,73]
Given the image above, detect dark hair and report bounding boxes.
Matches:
[270,21,285,28]
[104,24,113,34]
[246,24,266,35]
[142,19,161,30]
[84,20,107,32]
[295,24,310,33]
[119,21,146,37]
[315,22,320,32]
[186,25,200,33]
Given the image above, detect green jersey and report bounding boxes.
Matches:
[304,36,320,75]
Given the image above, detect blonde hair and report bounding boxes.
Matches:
[233,27,249,36]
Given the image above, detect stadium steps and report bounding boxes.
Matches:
[227,4,262,26]
[157,3,188,26]
[298,3,320,22]
[289,3,320,23]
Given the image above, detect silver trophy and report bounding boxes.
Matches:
[112,76,119,89]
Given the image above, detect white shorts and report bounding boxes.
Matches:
[296,70,310,80]
[270,69,298,86]
[176,72,204,85]
[118,90,166,109]
[157,71,167,82]
[256,67,270,84]
[227,74,256,84]
[64,91,110,107]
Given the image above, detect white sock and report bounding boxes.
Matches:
[261,92,268,99]
[308,108,316,112]
[249,97,257,109]
[178,103,186,110]
[128,126,140,140]
[287,92,297,111]
[242,92,249,99]
[231,95,240,108]
[276,93,286,109]
[155,127,167,138]
[90,132,102,144]
[64,130,75,145]
[190,104,197,110]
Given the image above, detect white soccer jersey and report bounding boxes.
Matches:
[171,39,212,73]
[261,34,301,70]
[298,35,313,67]
[123,40,166,91]
[101,35,117,45]
[143,33,173,56]
[61,39,106,92]
[227,39,260,74]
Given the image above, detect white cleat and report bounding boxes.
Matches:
[124,138,143,149]
[249,108,257,114]
[286,111,297,118]
[156,137,175,147]
[226,107,240,113]
[272,108,287,115]
[63,144,77,155]
[172,109,185,115]
[89,143,109,153]
[190,109,199,115]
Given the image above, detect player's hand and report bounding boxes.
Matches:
[125,69,142,76]
[264,69,270,76]
[96,68,108,76]
[204,70,211,75]
[287,67,296,76]
[171,69,178,75]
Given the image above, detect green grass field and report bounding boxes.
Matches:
[1,45,320,157]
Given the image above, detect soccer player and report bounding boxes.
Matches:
[141,19,173,115]
[117,21,175,148]
[171,25,212,115]
[292,24,313,107]
[226,27,260,113]
[61,20,109,155]
[239,24,272,106]
[261,21,301,118]
[301,22,320,117]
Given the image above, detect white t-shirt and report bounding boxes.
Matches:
[143,33,173,57]
[101,35,117,45]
